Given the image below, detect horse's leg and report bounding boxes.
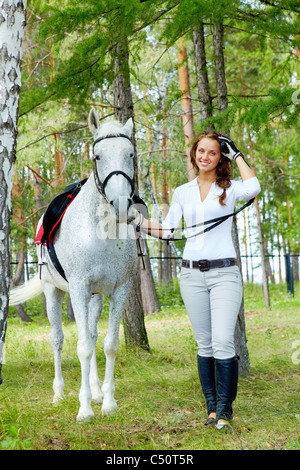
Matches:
[69,284,95,421]
[43,282,65,404]
[88,293,104,404]
[101,279,131,416]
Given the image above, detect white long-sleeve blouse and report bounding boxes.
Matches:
[161,176,261,261]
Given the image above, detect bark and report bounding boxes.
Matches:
[161,121,171,285]
[247,125,270,309]
[11,175,32,322]
[243,210,250,283]
[232,219,250,374]
[193,21,213,122]
[49,45,65,187]
[213,23,228,117]
[54,132,65,187]
[161,168,171,285]
[177,37,197,181]
[112,38,151,349]
[140,242,159,314]
[137,95,160,314]
[0,0,27,384]
[151,160,163,284]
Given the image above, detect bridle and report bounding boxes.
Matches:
[92,134,135,204]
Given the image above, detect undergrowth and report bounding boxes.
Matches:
[1,282,299,450]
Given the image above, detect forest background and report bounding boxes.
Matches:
[8,1,300,324]
[0,0,299,451]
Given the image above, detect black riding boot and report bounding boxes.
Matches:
[215,355,239,421]
[197,355,217,416]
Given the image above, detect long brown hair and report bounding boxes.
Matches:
[190,130,232,206]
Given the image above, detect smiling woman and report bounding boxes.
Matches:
[190,131,232,206]
[141,131,261,430]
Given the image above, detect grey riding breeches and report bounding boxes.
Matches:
[180,265,243,360]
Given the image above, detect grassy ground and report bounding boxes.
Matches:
[0,283,299,450]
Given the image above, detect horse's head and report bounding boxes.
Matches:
[88,108,137,223]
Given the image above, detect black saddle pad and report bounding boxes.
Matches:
[41,178,88,245]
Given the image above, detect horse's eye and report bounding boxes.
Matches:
[130,153,134,158]
[94,154,101,161]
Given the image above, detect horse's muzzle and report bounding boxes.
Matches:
[110,197,136,224]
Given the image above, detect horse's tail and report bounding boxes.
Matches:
[9,274,43,306]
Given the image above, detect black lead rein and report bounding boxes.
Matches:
[92,134,254,243]
[135,198,255,242]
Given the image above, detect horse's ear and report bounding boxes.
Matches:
[122,118,133,137]
[88,108,99,134]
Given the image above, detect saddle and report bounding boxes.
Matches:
[35,178,88,247]
[35,178,88,281]
[35,178,148,280]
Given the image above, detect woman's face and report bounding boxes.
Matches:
[195,137,221,173]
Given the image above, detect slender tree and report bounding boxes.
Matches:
[177,36,197,181]
[0,0,27,384]
[112,37,151,349]
[193,20,213,122]
[247,125,271,309]
[212,20,250,372]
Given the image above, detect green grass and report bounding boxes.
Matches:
[1,283,299,450]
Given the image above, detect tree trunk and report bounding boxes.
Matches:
[11,174,32,322]
[161,123,171,285]
[232,219,250,374]
[177,37,197,181]
[112,38,150,349]
[0,0,27,384]
[246,125,270,309]
[213,23,228,116]
[213,21,250,372]
[140,242,160,314]
[243,210,250,283]
[54,132,65,187]
[193,21,213,122]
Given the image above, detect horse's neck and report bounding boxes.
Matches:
[78,174,104,208]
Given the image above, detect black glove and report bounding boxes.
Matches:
[219,136,242,161]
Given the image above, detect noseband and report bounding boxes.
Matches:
[92,134,135,203]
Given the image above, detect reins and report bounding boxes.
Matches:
[91,133,254,247]
[135,198,255,242]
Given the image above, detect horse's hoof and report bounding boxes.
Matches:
[52,394,65,406]
[101,401,118,416]
[92,395,103,405]
[76,412,94,422]
[76,407,94,422]
[91,390,104,404]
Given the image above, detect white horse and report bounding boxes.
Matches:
[9,109,139,421]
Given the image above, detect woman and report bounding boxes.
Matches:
[141,131,261,429]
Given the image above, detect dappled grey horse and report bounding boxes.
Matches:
[10,109,139,421]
